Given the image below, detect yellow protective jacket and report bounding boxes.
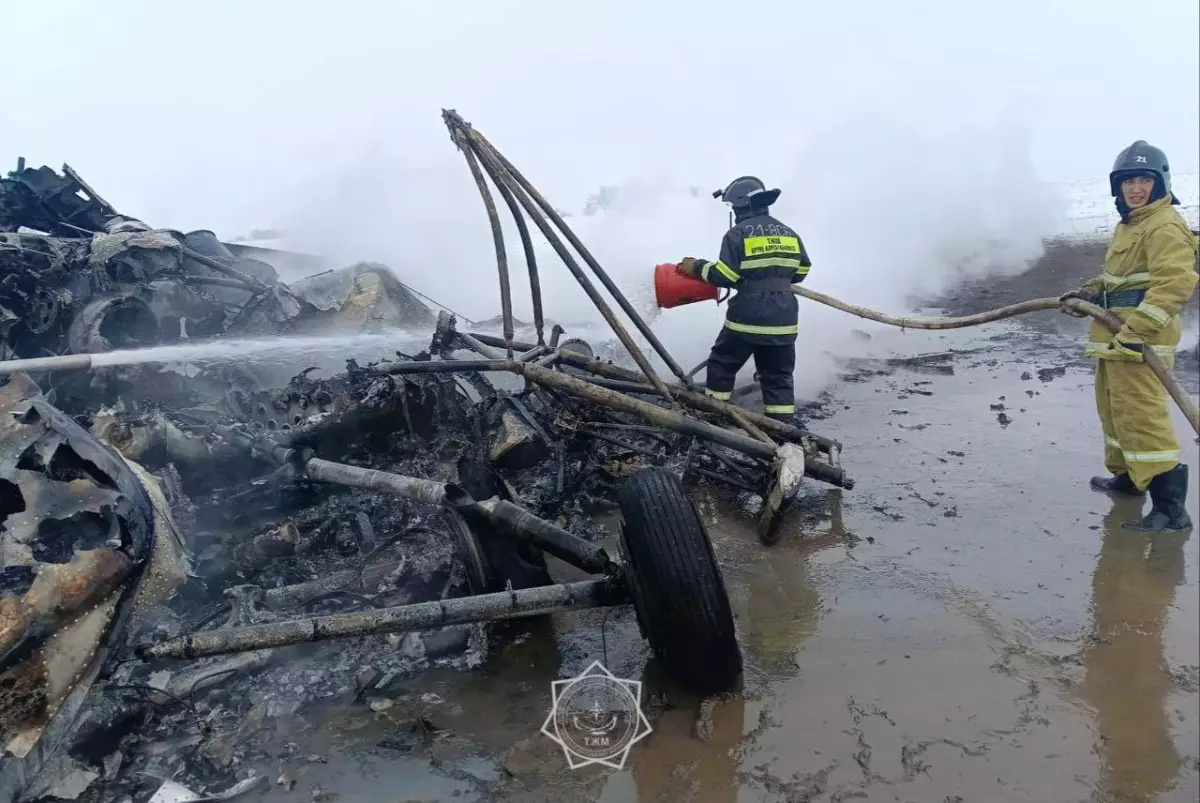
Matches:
[1083,195,1199,358]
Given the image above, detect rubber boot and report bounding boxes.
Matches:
[766,413,805,430]
[1089,473,1145,496]
[1123,464,1193,532]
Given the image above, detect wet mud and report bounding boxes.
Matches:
[182,242,1199,803]
[936,236,1198,337]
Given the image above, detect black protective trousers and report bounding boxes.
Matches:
[704,327,797,420]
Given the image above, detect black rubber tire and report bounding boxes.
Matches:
[616,467,741,694]
[454,453,553,592]
[445,509,492,593]
[471,519,553,592]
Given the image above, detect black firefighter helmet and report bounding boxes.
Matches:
[711,176,781,209]
[1109,140,1173,199]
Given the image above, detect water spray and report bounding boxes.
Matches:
[0,331,429,375]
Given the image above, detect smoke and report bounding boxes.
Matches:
[271,106,1066,399]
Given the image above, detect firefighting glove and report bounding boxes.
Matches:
[1058,288,1099,318]
[677,258,705,280]
[1095,338,1145,363]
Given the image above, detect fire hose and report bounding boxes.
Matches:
[789,286,1199,436]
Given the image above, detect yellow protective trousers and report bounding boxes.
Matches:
[1094,355,1181,491]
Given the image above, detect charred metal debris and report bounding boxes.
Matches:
[0,113,852,802]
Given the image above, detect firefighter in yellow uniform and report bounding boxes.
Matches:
[1060,140,1198,532]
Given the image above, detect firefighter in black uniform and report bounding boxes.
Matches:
[677,176,811,422]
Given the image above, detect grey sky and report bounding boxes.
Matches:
[3,0,1196,235]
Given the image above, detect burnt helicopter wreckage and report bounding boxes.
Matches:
[0,114,853,802]
[0,159,436,413]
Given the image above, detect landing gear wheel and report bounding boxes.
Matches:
[475,524,553,592]
[446,508,492,593]
[617,467,741,693]
[452,457,553,593]
[448,506,553,593]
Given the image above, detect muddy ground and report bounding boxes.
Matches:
[938,236,1200,336]
[100,239,1199,803]
[939,237,1110,317]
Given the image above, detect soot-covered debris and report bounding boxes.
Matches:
[0,148,856,803]
[0,162,435,416]
[0,163,530,802]
[2,328,790,802]
[0,346,593,801]
[0,311,775,802]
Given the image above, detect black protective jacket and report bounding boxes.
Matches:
[699,211,811,345]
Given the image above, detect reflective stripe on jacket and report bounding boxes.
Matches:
[1082,195,1198,357]
[699,212,811,344]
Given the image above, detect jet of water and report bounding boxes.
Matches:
[89,330,429,369]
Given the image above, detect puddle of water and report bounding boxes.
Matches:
[257,754,481,803]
